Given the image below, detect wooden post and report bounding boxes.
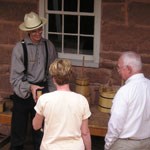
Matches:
[81,56,85,77]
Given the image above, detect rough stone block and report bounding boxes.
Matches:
[0,46,12,64]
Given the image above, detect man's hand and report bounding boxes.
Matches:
[30,84,44,102]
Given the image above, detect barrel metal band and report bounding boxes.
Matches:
[98,104,110,109]
[99,95,113,100]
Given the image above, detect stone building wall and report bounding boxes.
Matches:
[74,0,150,104]
[0,0,37,98]
[0,0,150,105]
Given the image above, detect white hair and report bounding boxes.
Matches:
[120,51,142,72]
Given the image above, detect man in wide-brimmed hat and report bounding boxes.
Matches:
[10,11,57,150]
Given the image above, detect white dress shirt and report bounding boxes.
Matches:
[105,73,150,150]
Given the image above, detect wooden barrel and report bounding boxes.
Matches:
[98,90,116,113]
[75,77,90,103]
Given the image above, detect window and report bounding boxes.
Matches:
[39,0,101,67]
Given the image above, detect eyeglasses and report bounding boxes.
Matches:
[116,65,127,72]
[30,27,43,34]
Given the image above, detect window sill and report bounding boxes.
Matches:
[68,59,99,68]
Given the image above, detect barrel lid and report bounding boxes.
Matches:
[76,77,89,81]
[100,91,116,98]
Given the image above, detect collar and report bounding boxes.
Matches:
[125,73,144,84]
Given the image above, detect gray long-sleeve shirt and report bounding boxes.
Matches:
[10,35,57,98]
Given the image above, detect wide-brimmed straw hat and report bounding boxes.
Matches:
[19,12,47,31]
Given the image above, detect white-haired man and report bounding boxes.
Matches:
[105,51,150,150]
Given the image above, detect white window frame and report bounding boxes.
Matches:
[39,0,101,68]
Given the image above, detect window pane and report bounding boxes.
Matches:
[80,0,94,12]
[48,34,62,52]
[80,16,94,35]
[64,35,77,54]
[64,0,77,12]
[80,36,93,55]
[64,15,78,33]
[48,0,62,10]
[48,14,62,32]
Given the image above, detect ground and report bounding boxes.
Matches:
[1,136,105,150]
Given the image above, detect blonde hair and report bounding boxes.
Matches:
[49,59,73,85]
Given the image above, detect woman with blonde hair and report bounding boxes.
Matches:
[33,59,91,150]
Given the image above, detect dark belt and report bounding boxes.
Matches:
[29,81,48,87]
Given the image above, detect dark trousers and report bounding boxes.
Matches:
[10,95,43,150]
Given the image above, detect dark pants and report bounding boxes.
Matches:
[10,94,43,150]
